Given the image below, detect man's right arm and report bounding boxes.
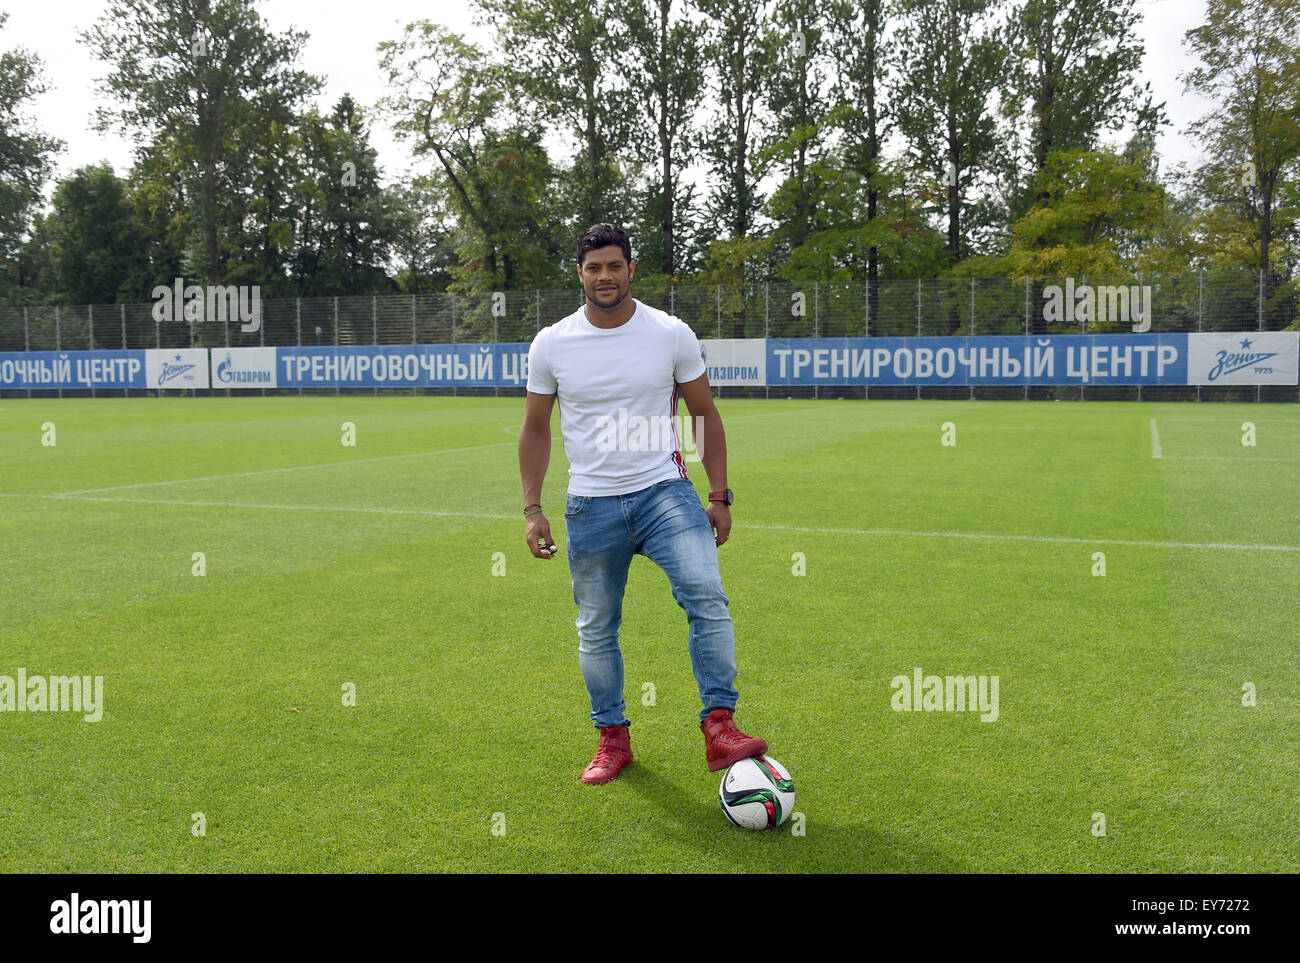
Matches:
[519,390,557,558]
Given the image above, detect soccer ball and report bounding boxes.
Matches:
[719,755,794,830]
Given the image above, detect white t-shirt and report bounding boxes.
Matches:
[527,299,708,496]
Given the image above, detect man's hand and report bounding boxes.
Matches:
[526,512,558,559]
[706,502,731,547]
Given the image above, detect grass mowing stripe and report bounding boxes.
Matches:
[55,440,519,495]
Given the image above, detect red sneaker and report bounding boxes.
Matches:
[581,725,633,785]
[701,708,768,772]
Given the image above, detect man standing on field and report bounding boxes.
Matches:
[518,223,768,785]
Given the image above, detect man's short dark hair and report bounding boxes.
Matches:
[577,223,632,266]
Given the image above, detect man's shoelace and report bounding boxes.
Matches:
[590,741,627,770]
[710,727,754,748]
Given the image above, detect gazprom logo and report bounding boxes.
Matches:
[216,351,271,385]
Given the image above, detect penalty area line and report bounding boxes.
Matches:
[11,493,513,521]
[8,493,1298,553]
[1162,455,1300,463]
[744,521,1300,553]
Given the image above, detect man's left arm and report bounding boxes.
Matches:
[677,373,730,547]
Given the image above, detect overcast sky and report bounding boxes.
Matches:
[5,0,1217,198]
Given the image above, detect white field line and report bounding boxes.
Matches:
[5,492,1298,553]
[743,521,1300,553]
[1163,455,1300,462]
[1150,418,1163,459]
[53,441,519,496]
[0,493,508,521]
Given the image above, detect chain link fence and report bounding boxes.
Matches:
[1,272,1296,401]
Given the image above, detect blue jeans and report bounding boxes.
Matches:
[564,477,739,728]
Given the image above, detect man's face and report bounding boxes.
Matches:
[578,245,635,310]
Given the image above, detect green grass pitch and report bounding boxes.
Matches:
[0,394,1296,872]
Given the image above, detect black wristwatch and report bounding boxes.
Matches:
[708,489,734,507]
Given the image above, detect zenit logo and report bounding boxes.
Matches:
[50,893,151,943]
[1208,338,1278,381]
[158,354,197,385]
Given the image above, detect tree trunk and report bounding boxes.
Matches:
[586,96,599,227]
[793,32,809,250]
[203,159,219,284]
[733,44,748,239]
[868,182,879,336]
[946,5,960,264]
[659,0,674,275]
[198,89,220,284]
[583,37,600,228]
[1261,173,1274,328]
[1035,36,1056,203]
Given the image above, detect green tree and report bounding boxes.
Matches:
[476,0,636,231]
[894,0,1008,265]
[378,22,564,291]
[0,11,63,302]
[699,0,773,242]
[781,159,911,284]
[1182,0,1300,291]
[82,0,321,284]
[16,214,55,303]
[121,136,190,297]
[222,86,332,295]
[388,175,456,294]
[1002,147,1170,279]
[286,97,399,296]
[761,0,836,264]
[1003,0,1149,213]
[826,0,892,313]
[43,164,152,304]
[625,0,705,277]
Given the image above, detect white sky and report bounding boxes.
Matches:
[4,0,1216,198]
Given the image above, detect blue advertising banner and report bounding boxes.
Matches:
[765,334,1194,386]
[273,344,532,388]
[0,350,145,389]
[4,334,1295,390]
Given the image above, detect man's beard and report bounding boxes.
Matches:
[589,282,629,310]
